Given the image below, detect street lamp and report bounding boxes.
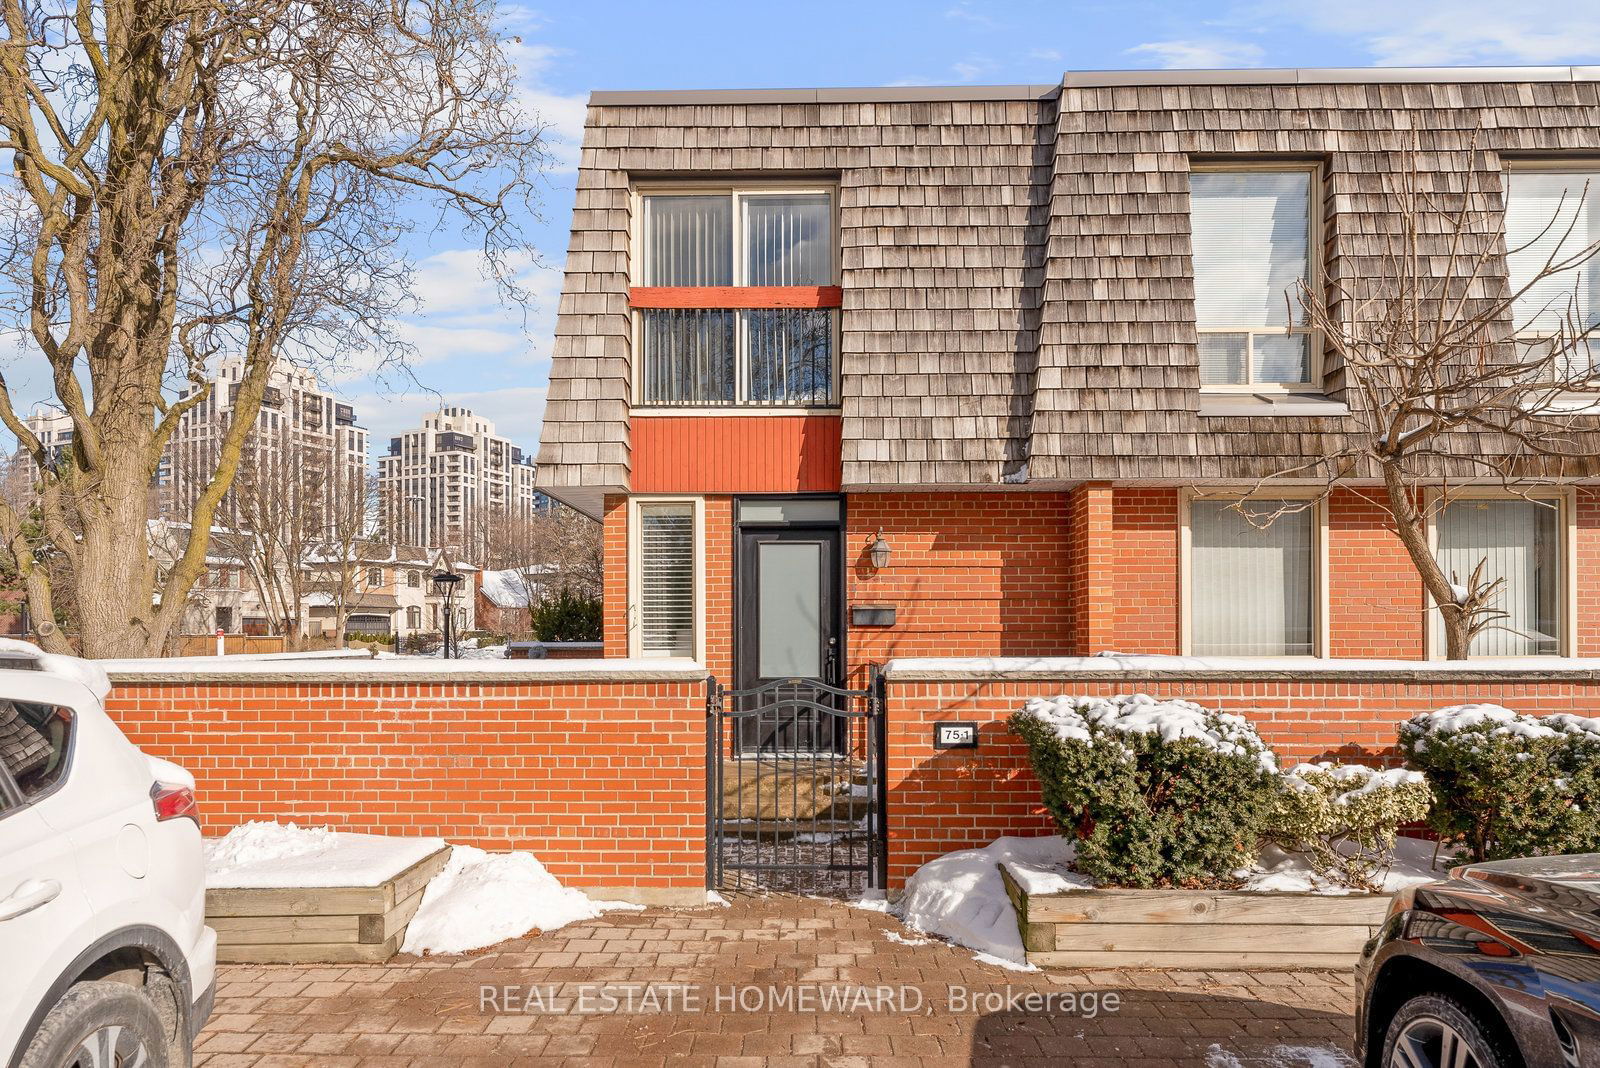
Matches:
[431,567,463,659]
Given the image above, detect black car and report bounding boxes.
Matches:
[1356,854,1600,1067]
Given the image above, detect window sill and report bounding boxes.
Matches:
[1197,392,1349,418]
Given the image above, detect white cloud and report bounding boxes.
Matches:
[500,20,587,173]
[943,2,993,26]
[1273,1,1600,65]
[1125,39,1266,69]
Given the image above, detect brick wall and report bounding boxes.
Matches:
[107,674,707,896]
[1579,489,1600,657]
[1110,488,1180,653]
[885,672,1600,887]
[846,492,1073,673]
[1327,487,1424,658]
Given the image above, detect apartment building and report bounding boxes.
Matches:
[19,408,170,509]
[534,66,1600,697]
[377,407,543,560]
[166,358,368,532]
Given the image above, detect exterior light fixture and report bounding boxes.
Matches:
[430,568,464,659]
[868,530,892,570]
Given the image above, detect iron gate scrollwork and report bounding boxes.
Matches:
[706,670,888,895]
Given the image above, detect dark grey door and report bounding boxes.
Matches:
[735,525,841,750]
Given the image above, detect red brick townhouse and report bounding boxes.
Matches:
[534,65,1600,693]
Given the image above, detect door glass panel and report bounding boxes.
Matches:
[0,701,73,799]
[758,542,822,678]
[738,499,841,525]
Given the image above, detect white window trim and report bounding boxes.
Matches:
[626,495,706,662]
[1423,486,1576,660]
[1503,161,1600,387]
[628,182,842,410]
[1179,487,1330,658]
[1190,161,1324,394]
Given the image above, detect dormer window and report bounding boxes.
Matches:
[632,186,838,408]
[1189,165,1318,390]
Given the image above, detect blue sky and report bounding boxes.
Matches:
[10,0,1600,458]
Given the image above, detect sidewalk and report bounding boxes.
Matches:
[195,895,1357,1067]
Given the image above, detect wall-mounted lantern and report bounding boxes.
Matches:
[868,529,892,570]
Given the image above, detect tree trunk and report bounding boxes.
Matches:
[1379,461,1473,659]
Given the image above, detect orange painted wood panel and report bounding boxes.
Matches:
[631,416,841,493]
[628,286,843,309]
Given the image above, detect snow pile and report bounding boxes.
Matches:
[401,845,640,955]
[1019,693,1277,772]
[894,836,1090,968]
[1206,1043,1355,1068]
[205,821,446,889]
[479,566,549,608]
[1282,762,1425,805]
[1241,836,1449,895]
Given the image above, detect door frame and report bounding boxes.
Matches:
[731,494,847,693]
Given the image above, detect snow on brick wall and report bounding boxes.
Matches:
[885,676,1600,889]
[107,679,707,890]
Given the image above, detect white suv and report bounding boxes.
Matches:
[0,640,215,1067]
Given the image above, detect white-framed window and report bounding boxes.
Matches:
[1181,490,1327,657]
[1189,165,1319,389]
[632,185,839,409]
[629,497,704,660]
[1504,164,1600,376]
[1428,490,1573,657]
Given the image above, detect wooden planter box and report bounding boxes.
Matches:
[206,847,450,964]
[999,863,1390,970]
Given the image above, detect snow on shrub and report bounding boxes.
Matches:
[1262,763,1433,892]
[1400,703,1600,862]
[1010,693,1278,888]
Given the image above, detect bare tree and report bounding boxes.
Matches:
[1248,136,1600,658]
[483,503,601,602]
[0,0,543,656]
[311,464,380,648]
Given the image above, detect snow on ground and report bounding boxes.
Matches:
[892,836,1090,968]
[205,821,446,889]
[1206,1043,1355,1067]
[1241,835,1453,895]
[401,845,641,956]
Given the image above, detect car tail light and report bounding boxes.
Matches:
[150,781,199,826]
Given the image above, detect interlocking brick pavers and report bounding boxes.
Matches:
[195,896,1357,1067]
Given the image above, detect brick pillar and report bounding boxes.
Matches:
[1067,482,1116,655]
[602,494,628,657]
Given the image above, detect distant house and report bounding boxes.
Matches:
[475,566,554,635]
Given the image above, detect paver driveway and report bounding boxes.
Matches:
[195,896,1358,1067]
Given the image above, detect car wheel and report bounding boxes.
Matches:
[1381,992,1515,1068]
[17,980,173,1068]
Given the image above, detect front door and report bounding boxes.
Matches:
[735,519,841,752]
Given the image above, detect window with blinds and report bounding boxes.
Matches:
[638,502,696,658]
[1506,169,1600,376]
[1189,499,1316,656]
[637,189,836,407]
[1190,168,1316,387]
[1436,498,1562,656]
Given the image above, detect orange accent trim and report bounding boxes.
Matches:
[629,286,842,309]
[632,416,841,493]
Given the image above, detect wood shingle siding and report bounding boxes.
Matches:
[534,71,1600,500]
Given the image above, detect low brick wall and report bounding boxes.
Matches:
[882,656,1600,888]
[102,658,708,904]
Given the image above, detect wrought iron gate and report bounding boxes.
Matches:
[707,671,887,895]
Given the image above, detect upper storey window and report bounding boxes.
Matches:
[1190,167,1317,389]
[633,187,838,408]
[1505,167,1600,373]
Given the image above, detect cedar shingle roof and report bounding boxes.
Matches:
[535,69,1600,502]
